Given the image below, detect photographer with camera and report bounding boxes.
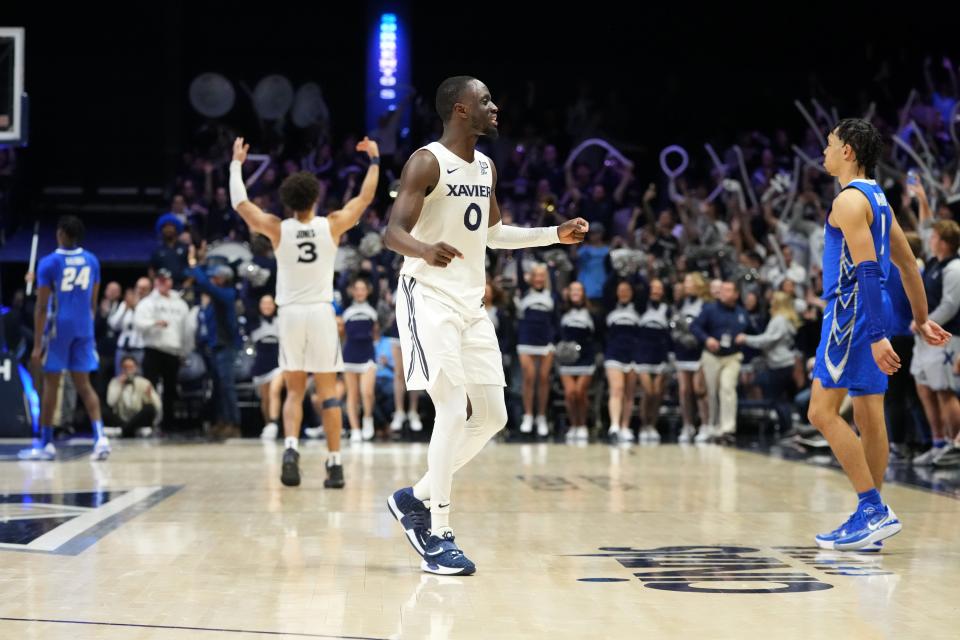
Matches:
[105,356,159,438]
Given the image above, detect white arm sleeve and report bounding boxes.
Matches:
[486,222,559,249]
[229,161,249,208]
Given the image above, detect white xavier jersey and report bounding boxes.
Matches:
[399,142,493,309]
[275,216,336,307]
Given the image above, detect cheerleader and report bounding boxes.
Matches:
[634,279,671,443]
[341,278,379,442]
[250,295,284,440]
[605,280,641,443]
[516,263,558,437]
[385,313,423,437]
[673,272,711,443]
[559,281,596,442]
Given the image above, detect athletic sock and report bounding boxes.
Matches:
[285,436,298,451]
[857,488,882,511]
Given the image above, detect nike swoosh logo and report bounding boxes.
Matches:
[438,503,450,509]
[446,168,460,174]
[866,518,885,532]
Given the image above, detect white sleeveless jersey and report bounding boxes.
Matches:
[399,142,493,311]
[275,216,336,307]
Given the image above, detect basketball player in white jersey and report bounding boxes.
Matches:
[230,136,381,489]
[384,76,588,575]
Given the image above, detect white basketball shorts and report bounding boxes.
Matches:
[396,275,506,392]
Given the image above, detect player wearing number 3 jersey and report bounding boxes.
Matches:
[229,135,381,489]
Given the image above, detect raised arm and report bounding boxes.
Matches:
[229,137,282,247]
[328,137,380,238]
[383,149,463,268]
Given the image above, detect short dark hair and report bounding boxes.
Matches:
[834,118,883,178]
[435,76,476,121]
[120,355,138,367]
[57,215,85,243]
[279,172,321,213]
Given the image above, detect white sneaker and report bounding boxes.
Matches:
[362,417,375,441]
[695,425,717,444]
[408,412,423,432]
[932,442,960,467]
[350,428,362,443]
[641,426,660,443]
[90,438,111,461]
[576,426,589,441]
[303,426,322,439]
[136,426,153,438]
[678,425,697,444]
[18,442,57,461]
[103,426,123,438]
[260,422,278,440]
[520,414,534,434]
[619,428,635,443]
[912,446,943,466]
[390,411,405,432]
[607,424,620,441]
[535,415,549,437]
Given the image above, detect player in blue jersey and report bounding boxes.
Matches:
[808,120,949,551]
[20,216,111,461]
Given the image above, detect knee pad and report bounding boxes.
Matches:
[321,397,341,410]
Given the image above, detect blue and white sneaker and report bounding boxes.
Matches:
[815,512,857,550]
[387,487,431,558]
[90,437,111,461]
[17,442,56,461]
[421,531,476,576]
[833,505,901,551]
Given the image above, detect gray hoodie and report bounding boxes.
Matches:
[743,314,797,370]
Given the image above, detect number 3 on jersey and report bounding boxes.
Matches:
[463,203,482,231]
[61,266,91,292]
[297,242,317,263]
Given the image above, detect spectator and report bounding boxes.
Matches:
[883,231,924,458]
[190,262,242,439]
[95,281,122,391]
[150,214,190,287]
[912,219,960,467]
[105,356,159,437]
[109,277,151,372]
[250,294,283,441]
[736,291,800,432]
[575,224,610,307]
[134,269,191,433]
[691,280,752,444]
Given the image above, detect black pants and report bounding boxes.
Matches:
[104,404,157,437]
[143,348,180,431]
[886,335,920,445]
[757,365,796,431]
